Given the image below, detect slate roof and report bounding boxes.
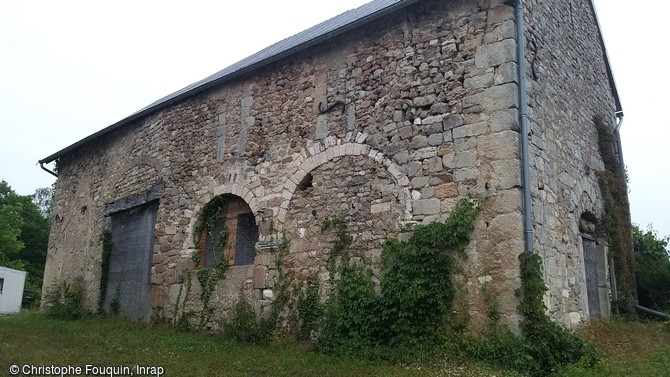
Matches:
[39,0,621,165]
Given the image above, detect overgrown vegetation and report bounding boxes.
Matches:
[515,252,600,375]
[221,294,273,344]
[193,195,228,262]
[284,198,600,376]
[172,195,232,329]
[0,180,51,306]
[594,116,637,313]
[314,198,480,355]
[97,229,113,312]
[0,311,523,377]
[633,224,670,312]
[42,281,88,320]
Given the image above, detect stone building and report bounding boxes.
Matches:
[39,0,624,330]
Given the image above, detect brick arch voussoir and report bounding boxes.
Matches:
[276,133,412,224]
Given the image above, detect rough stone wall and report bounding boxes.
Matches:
[523,0,618,325]
[44,0,527,331]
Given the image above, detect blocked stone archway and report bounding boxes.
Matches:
[274,132,413,225]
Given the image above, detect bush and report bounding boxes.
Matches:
[42,281,87,320]
[221,295,272,344]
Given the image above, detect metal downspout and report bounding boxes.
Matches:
[39,161,58,177]
[516,0,533,253]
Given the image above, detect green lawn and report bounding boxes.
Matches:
[1,312,668,377]
[0,312,517,377]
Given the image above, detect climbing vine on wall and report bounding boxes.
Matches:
[193,195,227,259]
[515,252,600,375]
[98,229,114,312]
[594,115,636,312]
[312,198,480,354]
[172,195,231,329]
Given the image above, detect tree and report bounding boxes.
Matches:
[633,224,670,312]
[32,185,54,219]
[0,180,50,304]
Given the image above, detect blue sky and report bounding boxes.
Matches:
[1,0,667,238]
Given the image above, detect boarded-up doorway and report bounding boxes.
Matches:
[104,201,158,320]
[582,236,601,318]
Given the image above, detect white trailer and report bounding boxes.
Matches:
[0,266,26,314]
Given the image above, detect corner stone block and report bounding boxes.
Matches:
[478,131,520,160]
[463,83,518,112]
[494,62,518,85]
[463,73,494,90]
[491,159,521,189]
[453,122,488,139]
[412,198,441,215]
[474,39,516,69]
[487,5,515,25]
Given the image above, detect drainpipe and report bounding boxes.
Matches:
[39,161,58,177]
[614,112,625,181]
[515,0,533,253]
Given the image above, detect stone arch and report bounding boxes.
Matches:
[181,182,261,252]
[109,156,163,200]
[194,194,258,267]
[275,132,412,224]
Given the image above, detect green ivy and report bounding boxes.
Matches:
[516,252,601,376]
[321,215,353,275]
[267,233,291,337]
[594,115,636,313]
[296,279,323,341]
[221,294,273,344]
[193,195,227,255]
[315,198,480,354]
[98,229,114,312]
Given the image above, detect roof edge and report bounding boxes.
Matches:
[39,0,420,165]
[588,0,623,116]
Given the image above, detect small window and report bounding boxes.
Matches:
[0,278,4,294]
[198,195,258,267]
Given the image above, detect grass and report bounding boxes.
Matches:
[556,319,670,377]
[0,312,517,377]
[1,312,668,377]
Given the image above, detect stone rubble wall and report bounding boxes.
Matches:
[42,0,574,332]
[523,0,618,325]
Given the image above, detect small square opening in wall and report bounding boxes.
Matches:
[0,277,4,294]
[297,173,313,191]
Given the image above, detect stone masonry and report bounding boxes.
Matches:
[42,0,621,331]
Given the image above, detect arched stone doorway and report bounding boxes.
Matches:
[196,194,258,267]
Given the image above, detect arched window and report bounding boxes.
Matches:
[198,195,257,267]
